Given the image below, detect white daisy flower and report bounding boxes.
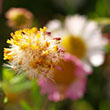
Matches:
[46,15,107,68]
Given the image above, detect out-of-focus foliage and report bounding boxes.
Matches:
[1,68,32,93]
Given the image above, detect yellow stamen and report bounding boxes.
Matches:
[32,27,38,33]
[19,43,28,49]
[30,61,37,68]
[19,61,22,65]
[53,45,58,51]
[43,27,47,31]
[9,58,13,62]
[28,39,31,44]
[40,28,44,32]
[31,45,37,50]
[37,33,40,38]
[7,39,11,44]
[4,48,11,54]
[46,41,50,47]
[10,32,14,37]
[36,40,40,45]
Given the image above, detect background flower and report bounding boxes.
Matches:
[47,15,107,67]
[38,53,92,101]
[5,8,34,29]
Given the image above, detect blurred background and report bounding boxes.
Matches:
[0,0,110,110]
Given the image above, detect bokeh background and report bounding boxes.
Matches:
[0,0,110,110]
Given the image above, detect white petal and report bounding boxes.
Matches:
[46,19,64,38]
[65,15,87,36]
[83,21,98,39]
[46,19,62,32]
[86,30,107,49]
[89,53,105,67]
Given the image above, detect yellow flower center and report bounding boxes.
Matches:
[13,14,27,26]
[52,60,75,85]
[62,36,86,58]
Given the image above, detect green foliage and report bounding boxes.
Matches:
[20,100,32,110]
[2,68,14,82]
[105,45,110,53]
[73,100,94,110]
[31,79,42,110]
[1,68,32,93]
[95,0,108,17]
[99,100,110,110]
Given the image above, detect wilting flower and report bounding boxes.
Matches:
[38,53,91,101]
[5,8,33,29]
[4,27,63,79]
[47,15,107,67]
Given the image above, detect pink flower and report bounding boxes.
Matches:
[38,53,92,101]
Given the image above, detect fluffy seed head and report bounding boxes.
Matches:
[4,27,63,79]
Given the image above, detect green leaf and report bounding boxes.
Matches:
[20,100,33,110]
[105,45,110,53]
[2,68,14,82]
[31,79,42,110]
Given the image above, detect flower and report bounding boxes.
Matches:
[46,15,107,67]
[5,8,33,29]
[38,53,91,101]
[4,27,63,79]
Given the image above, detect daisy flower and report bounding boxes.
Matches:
[4,27,63,79]
[46,15,107,67]
[5,8,33,29]
[38,53,91,101]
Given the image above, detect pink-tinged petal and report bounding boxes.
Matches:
[49,92,61,102]
[64,53,92,75]
[38,76,61,101]
[66,77,87,100]
[38,76,57,94]
[38,53,92,101]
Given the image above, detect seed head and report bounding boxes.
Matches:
[4,27,63,79]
